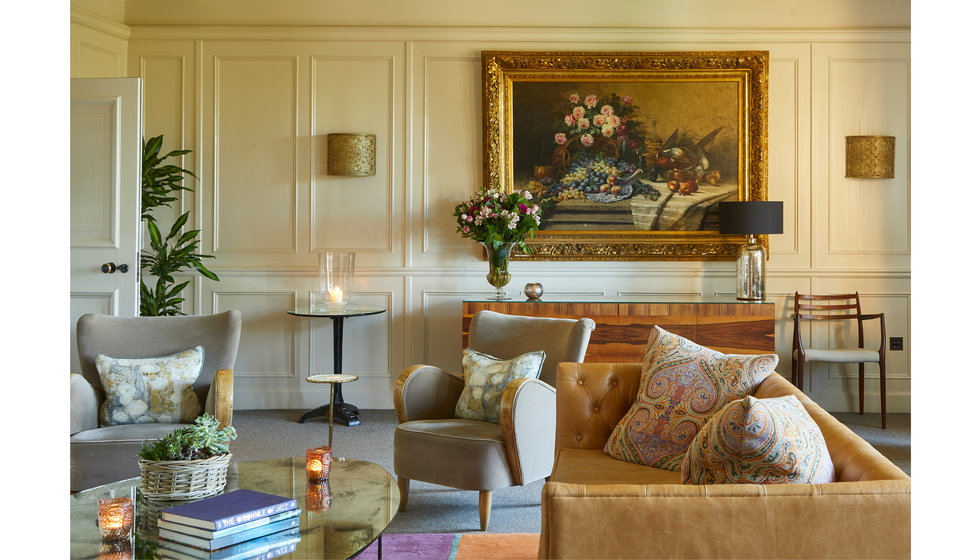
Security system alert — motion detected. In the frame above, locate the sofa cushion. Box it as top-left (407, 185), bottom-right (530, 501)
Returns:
top-left (604, 326), bottom-right (777, 471)
top-left (681, 395), bottom-right (835, 484)
top-left (97, 347), bottom-right (204, 426)
top-left (454, 348), bottom-right (545, 423)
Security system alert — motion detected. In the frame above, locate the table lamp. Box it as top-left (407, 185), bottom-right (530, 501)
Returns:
top-left (718, 201), bottom-right (783, 301)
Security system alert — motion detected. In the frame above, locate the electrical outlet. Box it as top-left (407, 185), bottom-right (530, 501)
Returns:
top-left (889, 337), bottom-right (903, 351)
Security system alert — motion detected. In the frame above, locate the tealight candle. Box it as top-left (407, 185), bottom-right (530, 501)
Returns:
top-left (306, 447), bottom-right (332, 481)
top-left (329, 286), bottom-right (344, 303)
top-left (98, 497), bottom-right (133, 542)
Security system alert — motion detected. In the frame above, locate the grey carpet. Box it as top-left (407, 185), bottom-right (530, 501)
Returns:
top-left (228, 409), bottom-right (910, 534)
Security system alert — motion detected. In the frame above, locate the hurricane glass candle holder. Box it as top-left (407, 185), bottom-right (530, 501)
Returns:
top-left (318, 252), bottom-right (354, 310)
top-left (98, 497), bottom-right (134, 542)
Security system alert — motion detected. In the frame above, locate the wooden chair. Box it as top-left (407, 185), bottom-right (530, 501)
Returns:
top-left (792, 292), bottom-right (887, 429)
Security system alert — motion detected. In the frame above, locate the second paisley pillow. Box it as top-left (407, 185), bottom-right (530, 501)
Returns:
top-left (603, 326), bottom-right (777, 471)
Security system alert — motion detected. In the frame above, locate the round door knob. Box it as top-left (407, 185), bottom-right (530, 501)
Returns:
top-left (101, 262), bottom-right (129, 274)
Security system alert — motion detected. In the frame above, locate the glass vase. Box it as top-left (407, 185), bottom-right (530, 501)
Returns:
top-left (481, 241), bottom-right (516, 300)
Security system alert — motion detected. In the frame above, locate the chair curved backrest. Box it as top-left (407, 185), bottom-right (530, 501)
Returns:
top-left (467, 310), bottom-right (596, 387)
top-left (76, 311), bottom-right (243, 406)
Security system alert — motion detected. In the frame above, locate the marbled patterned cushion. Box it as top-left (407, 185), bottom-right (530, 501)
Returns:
top-left (681, 395), bottom-right (835, 484)
top-left (454, 348), bottom-right (546, 424)
top-left (96, 347), bottom-right (204, 426)
top-left (604, 326), bottom-right (777, 471)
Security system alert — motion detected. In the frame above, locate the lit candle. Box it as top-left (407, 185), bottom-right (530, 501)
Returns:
top-left (306, 481), bottom-right (332, 512)
top-left (306, 448), bottom-right (329, 481)
top-left (98, 498), bottom-right (133, 542)
top-left (328, 286), bottom-right (344, 303)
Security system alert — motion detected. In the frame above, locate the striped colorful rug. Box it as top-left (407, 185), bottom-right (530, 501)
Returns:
top-left (352, 532), bottom-right (539, 560)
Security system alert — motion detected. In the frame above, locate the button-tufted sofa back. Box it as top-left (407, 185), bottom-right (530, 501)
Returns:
top-left (555, 362), bottom-right (643, 450)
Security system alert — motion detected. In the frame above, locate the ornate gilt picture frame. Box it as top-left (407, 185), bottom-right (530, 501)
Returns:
top-left (482, 50), bottom-right (769, 260)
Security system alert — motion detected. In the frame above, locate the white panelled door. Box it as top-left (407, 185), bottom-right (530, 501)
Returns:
top-left (70, 78), bottom-right (142, 373)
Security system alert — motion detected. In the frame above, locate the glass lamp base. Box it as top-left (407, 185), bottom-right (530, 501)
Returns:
top-left (735, 236), bottom-right (767, 301)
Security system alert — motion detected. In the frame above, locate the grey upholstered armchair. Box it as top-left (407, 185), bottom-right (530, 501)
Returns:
top-left (392, 310), bottom-right (595, 530)
top-left (70, 311), bottom-right (242, 492)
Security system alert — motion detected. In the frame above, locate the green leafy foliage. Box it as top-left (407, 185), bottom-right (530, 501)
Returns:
top-left (137, 414), bottom-right (237, 462)
top-left (140, 135), bottom-right (219, 316)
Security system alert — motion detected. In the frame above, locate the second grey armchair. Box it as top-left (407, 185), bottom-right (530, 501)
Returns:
top-left (392, 310), bottom-right (595, 530)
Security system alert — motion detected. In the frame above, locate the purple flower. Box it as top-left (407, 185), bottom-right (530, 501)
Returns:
top-left (519, 203), bottom-right (529, 214)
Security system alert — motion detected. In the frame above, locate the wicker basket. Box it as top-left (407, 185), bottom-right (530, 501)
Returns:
top-left (138, 453), bottom-right (231, 502)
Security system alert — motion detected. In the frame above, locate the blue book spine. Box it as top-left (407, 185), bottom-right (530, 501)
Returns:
top-left (160, 517), bottom-right (300, 551)
top-left (160, 490), bottom-right (298, 530)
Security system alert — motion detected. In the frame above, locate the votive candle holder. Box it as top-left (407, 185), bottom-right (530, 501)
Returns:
top-left (306, 447), bottom-right (332, 481)
top-left (305, 481), bottom-right (332, 512)
top-left (98, 497), bottom-right (134, 542)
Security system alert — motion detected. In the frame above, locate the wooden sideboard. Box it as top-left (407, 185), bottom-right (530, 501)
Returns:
top-left (463, 297), bottom-right (775, 363)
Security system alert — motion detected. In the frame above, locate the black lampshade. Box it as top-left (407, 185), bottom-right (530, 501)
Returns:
top-left (718, 201), bottom-right (783, 235)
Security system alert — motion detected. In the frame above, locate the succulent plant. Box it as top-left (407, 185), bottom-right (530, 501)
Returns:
top-left (137, 413), bottom-right (237, 462)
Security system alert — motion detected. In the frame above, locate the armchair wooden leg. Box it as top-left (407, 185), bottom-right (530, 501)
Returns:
top-left (859, 363), bottom-right (865, 416)
top-left (880, 364), bottom-right (887, 430)
top-left (397, 477), bottom-right (409, 512)
top-left (479, 490), bottom-right (492, 531)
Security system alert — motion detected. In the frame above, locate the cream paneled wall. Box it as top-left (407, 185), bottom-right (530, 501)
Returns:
top-left (70, 20), bottom-right (911, 413)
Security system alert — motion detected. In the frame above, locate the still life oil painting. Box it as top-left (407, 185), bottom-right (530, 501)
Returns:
top-left (482, 50), bottom-right (769, 260)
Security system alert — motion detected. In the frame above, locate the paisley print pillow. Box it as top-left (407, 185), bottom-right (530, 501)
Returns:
top-left (454, 348), bottom-right (545, 424)
top-left (96, 347), bottom-right (204, 426)
top-left (603, 326), bottom-right (777, 471)
top-left (681, 395), bottom-right (835, 484)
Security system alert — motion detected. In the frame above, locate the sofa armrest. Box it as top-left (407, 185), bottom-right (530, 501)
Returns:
top-left (70, 373), bottom-right (99, 435)
top-left (499, 377), bottom-right (556, 485)
top-left (539, 479), bottom-right (911, 559)
top-left (393, 365), bottom-right (464, 423)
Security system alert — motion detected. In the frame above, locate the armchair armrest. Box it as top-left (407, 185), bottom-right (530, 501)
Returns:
top-left (393, 365), bottom-right (464, 423)
top-left (214, 369), bottom-right (234, 428)
top-left (499, 377), bottom-right (556, 485)
top-left (70, 373), bottom-right (99, 435)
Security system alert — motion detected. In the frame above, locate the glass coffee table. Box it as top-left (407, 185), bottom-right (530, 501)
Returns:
top-left (70, 457), bottom-right (399, 559)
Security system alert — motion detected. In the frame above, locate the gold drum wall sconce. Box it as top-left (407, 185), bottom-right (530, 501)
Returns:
top-left (326, 133), bottom-right (376, 176)
top-left (845, 135), bottom-right (895, 178)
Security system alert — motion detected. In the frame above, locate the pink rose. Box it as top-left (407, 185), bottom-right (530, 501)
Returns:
top-left (569, 93), bottom-right (581, 103)
top-left (554, 132), bottom-right (567, 145)
top-left (601, 105), bottom-right (614, 117)
top-left (572, 106), bottom-right (586, 119)
top-left (577, 117), bottom-right (590, 129)
top-left (585, 95), bottom-right (598, 108)
top-left (564, 114), bottom-right (575, 126)
top-left (622, 96), bottom-right (633, 105)
top-left (616, 125), bottom-right (628, 137)
top-left (581, 134), bottom-right (594, 147)
top-left (593, 114), bottom-right (605, 127)
top-left (607, 115), bottom-right (620, 127)
top-left (601, 123), bottom-right (615, 137)
top-left (463, 225), bottom-right (470, 233)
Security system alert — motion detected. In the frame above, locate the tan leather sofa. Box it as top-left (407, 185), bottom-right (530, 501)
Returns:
top-left (539, 362), bottom-right (911, 559)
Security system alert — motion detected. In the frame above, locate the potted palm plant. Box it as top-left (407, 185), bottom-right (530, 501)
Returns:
top-left (140, 135), bottom-right (219, 316)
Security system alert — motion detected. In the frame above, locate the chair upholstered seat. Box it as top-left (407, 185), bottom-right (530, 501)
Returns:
top-left (794, 347), bottom-right (880, 363)
top-left (394, 419), bottom-right (512, 491)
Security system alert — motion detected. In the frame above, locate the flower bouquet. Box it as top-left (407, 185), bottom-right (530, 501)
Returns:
top-left (452, 187), bottom-right (542, 300)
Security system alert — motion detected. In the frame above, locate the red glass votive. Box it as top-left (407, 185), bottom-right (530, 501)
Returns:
top-left (98, 497), bottom-right (134, 542)
top-left (305, 481), bottom-right (332, 512)
top-left (98, 539), bottom-right (132, 560)
top-left (306, 447), bottom-right (332, 481)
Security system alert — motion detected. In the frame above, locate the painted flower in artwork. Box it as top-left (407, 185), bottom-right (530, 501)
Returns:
top-left (552, 92), bottom-right (642, 149)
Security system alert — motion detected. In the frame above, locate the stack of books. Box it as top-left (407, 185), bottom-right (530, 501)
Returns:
top-left (155, 489), bottom-right (302, 560)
